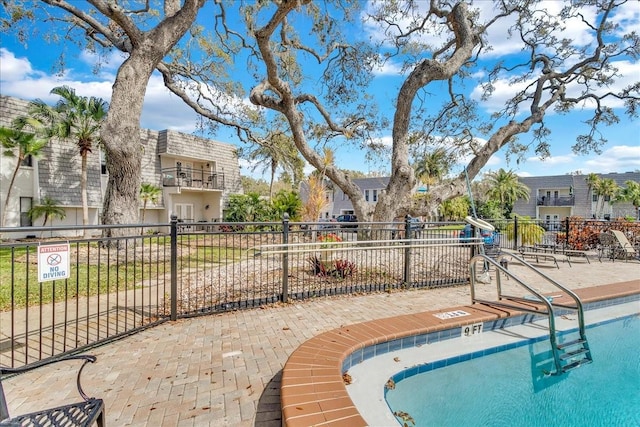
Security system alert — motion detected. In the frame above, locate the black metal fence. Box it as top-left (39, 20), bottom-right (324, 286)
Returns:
top-left (489, 217), bottom-right (640, 251)
top-left (1, 216), bottom-right (637, 368)
top-left (0, 217), bottom-right (475, 367)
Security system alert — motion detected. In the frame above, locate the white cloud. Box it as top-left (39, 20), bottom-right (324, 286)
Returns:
top-left (0, 47), bottom-right (205, 133)
top-left (582, 145), bottom-right (640, 174)
top-left (0, 48), bottom-right (36, 80)
top-left (140, 74), bottom-right (200, 133)
top-left (526, 153), bottom-right (578, 166)
top-left (371, 59), bottom-right (403, 77)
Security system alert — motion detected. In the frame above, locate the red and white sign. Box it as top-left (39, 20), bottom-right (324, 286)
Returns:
top-left (38, 243), bottom-right (70, 282)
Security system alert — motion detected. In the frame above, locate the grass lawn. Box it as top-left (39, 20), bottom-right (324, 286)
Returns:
top-left (0, 238), bottom-right (244, 311)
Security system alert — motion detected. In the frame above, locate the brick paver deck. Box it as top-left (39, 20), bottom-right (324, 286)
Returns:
top-left (2, 258), bottom-right (639, 426)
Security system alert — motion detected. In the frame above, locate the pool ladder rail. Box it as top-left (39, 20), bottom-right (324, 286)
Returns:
top-left (469, 253), bottom-right (593, 375)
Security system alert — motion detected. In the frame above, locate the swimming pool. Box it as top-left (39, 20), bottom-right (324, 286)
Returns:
top-left (345, 300), bottom-right (639, 426)
top-left (386, 314), bottom-right (639, 426)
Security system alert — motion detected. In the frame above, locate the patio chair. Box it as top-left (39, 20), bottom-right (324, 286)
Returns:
top-left (597, 231), bottom-right (617, 261)
top-left (610, 230), bottom-right (640, 262)
top-left (0, 355), bottom-right (104, 426)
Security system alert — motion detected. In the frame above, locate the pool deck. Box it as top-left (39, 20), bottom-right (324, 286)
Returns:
top-left (2, 258), bottom-right (639, 426)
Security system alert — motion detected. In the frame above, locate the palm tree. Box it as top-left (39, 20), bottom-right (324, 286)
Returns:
top-left (140, 183), bottom-right (162, 227)
top-left (617, 180), bottom-right (640, 218)
top-left (249, 132), bottom-right (304, 198)
top-left (0, 126), bottom-right (48, 227)
top-left (485, 169), bottom-right (530, 217)
top-left (24, 86), bottom-right (108, 237)
top-left (413, 148), bottom-right (450, 188)
top-left (28, 196), bottom-right (66, 237)
top-left (594, 178), bottom-right (619, 218)
top-left (271, 189), bottom-right (302, 220)
top-left (585, 173), bottom-right (601, 218)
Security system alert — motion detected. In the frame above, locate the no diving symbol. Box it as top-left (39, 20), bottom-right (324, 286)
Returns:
top-left (47, 254), bottom-right (62, 266)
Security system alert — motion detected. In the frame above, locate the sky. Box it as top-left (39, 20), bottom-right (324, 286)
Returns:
top-left (0, 1), bottom-right (639, 182)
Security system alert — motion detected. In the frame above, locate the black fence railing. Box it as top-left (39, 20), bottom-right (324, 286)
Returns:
top-left (1, 216), bottom-right (638, 368)
top-left (0, 217), bottom-right (474, 367)
top-left (486, 217), bottom-right (640, 251)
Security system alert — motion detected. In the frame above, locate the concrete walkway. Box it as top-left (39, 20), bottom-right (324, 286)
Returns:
top-left (2, 257), bottom-right (639, 426)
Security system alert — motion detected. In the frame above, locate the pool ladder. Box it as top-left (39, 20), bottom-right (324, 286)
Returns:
top-left (469, 253), bottom-right (593, 375)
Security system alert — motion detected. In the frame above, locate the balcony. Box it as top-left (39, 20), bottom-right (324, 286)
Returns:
top-left (162, 167), bottom-right (225, 190)
top-left (537, 195), bottom-right (574, 206)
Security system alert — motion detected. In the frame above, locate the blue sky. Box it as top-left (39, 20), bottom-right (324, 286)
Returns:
top-left (0, 1), bottom-right (639, 181)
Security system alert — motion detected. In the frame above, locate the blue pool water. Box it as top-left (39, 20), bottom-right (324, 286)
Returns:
top-left (385, 315), bottom-right (640, 427)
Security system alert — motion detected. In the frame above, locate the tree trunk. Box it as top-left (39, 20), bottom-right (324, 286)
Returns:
top-left (98, 0), bottom-right (205, 240)
top-left (101, 54), bottom-right (150, 238)
top-left (1, 160), bottom-right (22, 228)
top-left (81, 153), bottom-right (90, 238)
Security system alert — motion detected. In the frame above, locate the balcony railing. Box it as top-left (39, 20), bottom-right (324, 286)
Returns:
top-left (162, 167), bottom-right (225, 190)
top-left (537, 195), bottom-right (575, 206)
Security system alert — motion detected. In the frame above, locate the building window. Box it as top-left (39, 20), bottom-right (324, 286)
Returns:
top-left (365, 190), bottom-right (370, 202)
top-left (21, 155), bottom-right (33, 167)
top-left (592, 194), bottom-right (598, 202)
top-left (100, 150), bottom-right (107, 174)
top-left (373, 189), bottom-right (378, 202)
top-left (20, 197), bottom-right (32, 227)
top-left (174, 203), bottom-right (193, 221)
top-left (553, 191), bottom-right (558, 199)
top-left (604, 195), bottom-right (611, 202)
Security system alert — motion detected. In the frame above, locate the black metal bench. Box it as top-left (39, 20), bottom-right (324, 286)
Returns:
top-left (0, 355), bottom-right (104, 427)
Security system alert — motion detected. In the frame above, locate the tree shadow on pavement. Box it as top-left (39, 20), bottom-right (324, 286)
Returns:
top-left (254, 370), bottom-right (282, 427)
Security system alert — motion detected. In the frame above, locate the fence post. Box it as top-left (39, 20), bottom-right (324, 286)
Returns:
top-left (513, 216), bottom-right (519, 250)
top-left (403, 215), bottom-right (411, 286)
top-left (170, 215), bottom-right (178, 321)
top-left (282, 213), bottom-right (289, 303)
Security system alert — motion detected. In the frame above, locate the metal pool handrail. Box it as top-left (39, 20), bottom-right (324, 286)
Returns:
top-left (469, 253), bottom-right (589, 375)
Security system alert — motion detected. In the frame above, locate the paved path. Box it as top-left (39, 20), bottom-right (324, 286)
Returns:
top-left (3, 257), bottom-right (639, 426)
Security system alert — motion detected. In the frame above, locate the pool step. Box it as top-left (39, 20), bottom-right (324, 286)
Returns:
top-left (559, 347), bottom-right (589, 360)
top-left (556, 338), bottom-right (586, 350)
top-left (556, 336), bottom-right (592, 373)
top-left (562, 357), bottom-right (593, 372)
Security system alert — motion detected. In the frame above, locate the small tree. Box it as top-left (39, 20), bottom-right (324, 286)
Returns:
top-left (617, 180), bottom-right (640, 219)
top-left (594, 178), bottom-right (619, 218)
top-left (140, 183), bottom-right (162, 233)
top-left (28, 196), bottom-right (66, 237)
top-left (224, 193), bottom-right (271, 223)
top-left (271, 190), bottom-right (302, 221)
top-left (505, 216), bottom-right (545, 247)
top-left (439, 196), bottom-right (469, 221)
top-left (0, 126), bottom-right (48, 227)
top-left (302, 175), bottom-right (328, 223)
top-left (484, 169), bottom-right (530, 218)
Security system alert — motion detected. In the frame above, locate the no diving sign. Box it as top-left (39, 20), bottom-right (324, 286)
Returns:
top-left (38, 243), bottom-right (70, 282)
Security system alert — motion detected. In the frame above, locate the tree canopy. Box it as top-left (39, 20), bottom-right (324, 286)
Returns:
top-left (2, 0), bottom-right (638, 226)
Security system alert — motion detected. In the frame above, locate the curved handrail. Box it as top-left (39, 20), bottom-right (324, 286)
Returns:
top-left (497, 252), bottom-right (587, 337)
top-left (469, 254), bottom-right (565, 373)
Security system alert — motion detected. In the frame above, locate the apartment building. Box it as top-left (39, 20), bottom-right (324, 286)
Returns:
top-left (0, 95), bottom-right (242, 237)
top-left (512, 172), bottom-right (640, 227)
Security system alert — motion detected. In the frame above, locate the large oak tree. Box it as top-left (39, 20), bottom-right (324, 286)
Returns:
top-left (3, 0), bottom-right (638, 228)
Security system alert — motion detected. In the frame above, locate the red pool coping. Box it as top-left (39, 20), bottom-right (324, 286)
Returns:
top-left (280, 280), bottom-right (640, 426)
